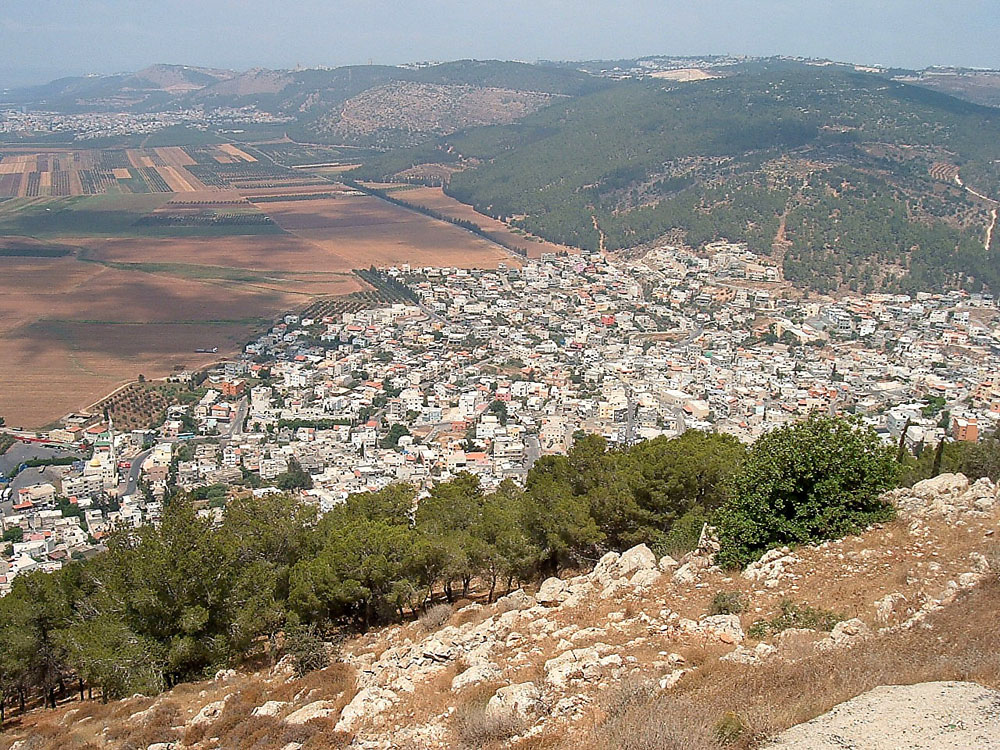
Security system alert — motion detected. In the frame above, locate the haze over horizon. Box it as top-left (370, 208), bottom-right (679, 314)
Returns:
top-left (3, 0), bottom-right (1000, 87)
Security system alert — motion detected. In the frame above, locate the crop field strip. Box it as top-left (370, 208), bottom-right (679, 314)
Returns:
top-left (0, 143), bottom-right (296, 197)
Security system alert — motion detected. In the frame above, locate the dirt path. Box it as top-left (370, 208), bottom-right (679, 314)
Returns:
top-left (955, 173), bottom-right (999, 251)
top-left (591, 214), bottom-right (607, 254)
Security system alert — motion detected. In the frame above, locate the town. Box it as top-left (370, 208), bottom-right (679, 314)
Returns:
top-left (2, 241), bottom-right (998, 594)
top-left (0, 105), bottom-right (292, 141)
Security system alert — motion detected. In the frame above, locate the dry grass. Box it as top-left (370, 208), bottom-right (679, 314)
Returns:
top-left (450, 681), bottom-right (524, 750)
top-left (419, 603), bottom-right (454, 632)
top-left (105, 702), bottom-right (182, 750)
top-left (573, 577), bottom-right (1000, 750)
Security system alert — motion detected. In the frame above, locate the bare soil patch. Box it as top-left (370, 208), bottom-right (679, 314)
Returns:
top-left (261, 193), bottom-right (513, 268)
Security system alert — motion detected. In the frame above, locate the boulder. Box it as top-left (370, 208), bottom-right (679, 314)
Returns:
top-left (700, 614), bottom-right (744, 643)
top-left (874, 592), bottom-right (908, 625)
top-left (251, 701), bottom-right (288, 718)
top-left (333, 687), bottom-right (397, 732)
top-left (536, 577), bottom-right (568, 605)
top-left (486, 682), bottom-right (542, 720)
top-left (421, 638), bottom-right (455, 663)
top-left (495, 589), bottom-right (535, 612)
top-left (592, 551), bottom-right (622, 584)
top-left (617, 544), bottom-right (658, 577)
top-left (818, 618), bottom-right (870, 650)
top-left (721, 642), bottom-right (776, 665)
top-left (658, 555), bottom-right (678, 571)
top-left (629, 568), bottom-right (661, 590)
top-left (285, 700), bottom-right (340, 726)
top-left (672, 562), bottom-right (699, 584)
top-left (743, 547), bottom-right (796, 583)
top-left (544, 647), bottom-right (602, 689)
top-left (451, 663), bottom-right (501, 691)
top-left (911, 473), bottom-right (969, 498)
top-left (190, 697), bottom-right (228, 726)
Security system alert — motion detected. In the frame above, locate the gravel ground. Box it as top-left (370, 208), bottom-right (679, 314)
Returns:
top-left (766, 681), bottom-right (1000, 749)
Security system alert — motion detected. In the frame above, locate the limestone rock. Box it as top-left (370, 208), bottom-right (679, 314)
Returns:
top-left (658, 669), bottom-right (687, 689)
top-left (658, 554), bottom-right (678, 571)
top-left (617, 544), bottom-right (658, 577)
top-left (333, 687), bottom-right (397, 732)
top-left (592, 551), bottom-right (621, 585)
top-left (544, 647), bottom-right (602, 689)
top-left (285, 700), bottom-right (340, 726)
top-left (743, 547), bottom-right (796, 583)
top-left (874, 592), bottom-right (908, 625)
top-left (251, 701), bottom-right (288, 718)
top-left (451, 663), bottom-right (501, 692)
top-left (486, 682), bottom-right (542, 720)
top-left (831, 618), bottom-right (869, 641)
top-left (495, 589), bottom-right (535, 612)
top-left (190, 697), bottom-right (228, 726)
top-left (699, 614), bottom-right (745, 643)
top-left (629, 567), bottom-right (661, 590)
top-left (536, 577), bottom-right (568, 605)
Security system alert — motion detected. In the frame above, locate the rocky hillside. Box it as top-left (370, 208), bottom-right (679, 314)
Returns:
top-left (2, 473), bottom-right (998, 750)
top-left (311, 82), bottom-right (557, 148)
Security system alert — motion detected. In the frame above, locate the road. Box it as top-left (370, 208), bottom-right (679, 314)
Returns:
top-left (117, 397), bottom-right (246, 497)
top-left (123, 449), bottom-right (152, 497)
top-left (0, 441), bottom-right (85, 516)
top-left (524, 436), bottom-right (542, 472)
top-left (225, 398), bottom-right (249, 440)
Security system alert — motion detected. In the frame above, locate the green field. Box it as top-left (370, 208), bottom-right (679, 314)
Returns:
top-left (0, 195), bottom-right (286, 238)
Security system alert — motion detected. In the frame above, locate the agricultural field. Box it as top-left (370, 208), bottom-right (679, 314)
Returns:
top-left (251, 187), bottom-right (515, 268)
top-left (0, 144), bottom-right (335, 198)
top-left (376, 183), bottom-right (576, 258)
top-left (0, 157), bottom-right (517, 427)
top-left (246, 142), bottom-right (376, 168)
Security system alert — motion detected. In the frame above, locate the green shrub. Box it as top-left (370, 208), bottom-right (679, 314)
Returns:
top-left (716, 415), bottom-right (898, 569)
top-left (747, 600), bottom-right (842, 639)
top-left (284, 626), bottom-right (331, 677)
top-left (708, 591), bottom-right (746, 616)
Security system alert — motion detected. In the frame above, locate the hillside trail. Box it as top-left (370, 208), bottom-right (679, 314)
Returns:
top-left (955, 173), bottom-right (999, 251)
top-left (591, 214), bottom-right (607, 253)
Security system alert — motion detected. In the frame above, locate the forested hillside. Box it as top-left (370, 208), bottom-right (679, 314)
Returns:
top-left (357, 62), bottom-right (1000, 293)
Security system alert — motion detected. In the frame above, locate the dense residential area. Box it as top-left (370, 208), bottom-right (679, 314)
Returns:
top-left (2, 240), bottom-right (998, 591)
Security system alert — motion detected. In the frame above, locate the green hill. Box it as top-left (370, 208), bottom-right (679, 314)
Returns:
top-left (357, 61), bottom-right (1000, 293)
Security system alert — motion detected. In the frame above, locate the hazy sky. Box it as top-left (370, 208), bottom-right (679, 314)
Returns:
top-left (2, 0), bottom-right (998, 86)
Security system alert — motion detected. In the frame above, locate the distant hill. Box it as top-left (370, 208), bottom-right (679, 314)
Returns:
top-left (11, 59), bottom-right (607, 147)
top-left (355, 61), bottom-right (1000, 293)
top-left (894, 68), bottom-right (1000, 108)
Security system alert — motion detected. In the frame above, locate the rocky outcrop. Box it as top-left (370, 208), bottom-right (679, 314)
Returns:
top-left (333, 688), bottom-right (397, 732)
top-left (889, 474), bottom-right (998, 519)
top-left (486, 682), bottom-right (542, 720)
top-left (743, 547), bottom-right (797, 587)
top-left (284, 699), bottom-right (341, 725)
top-left (190, 696), bottom-right (228, 726)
